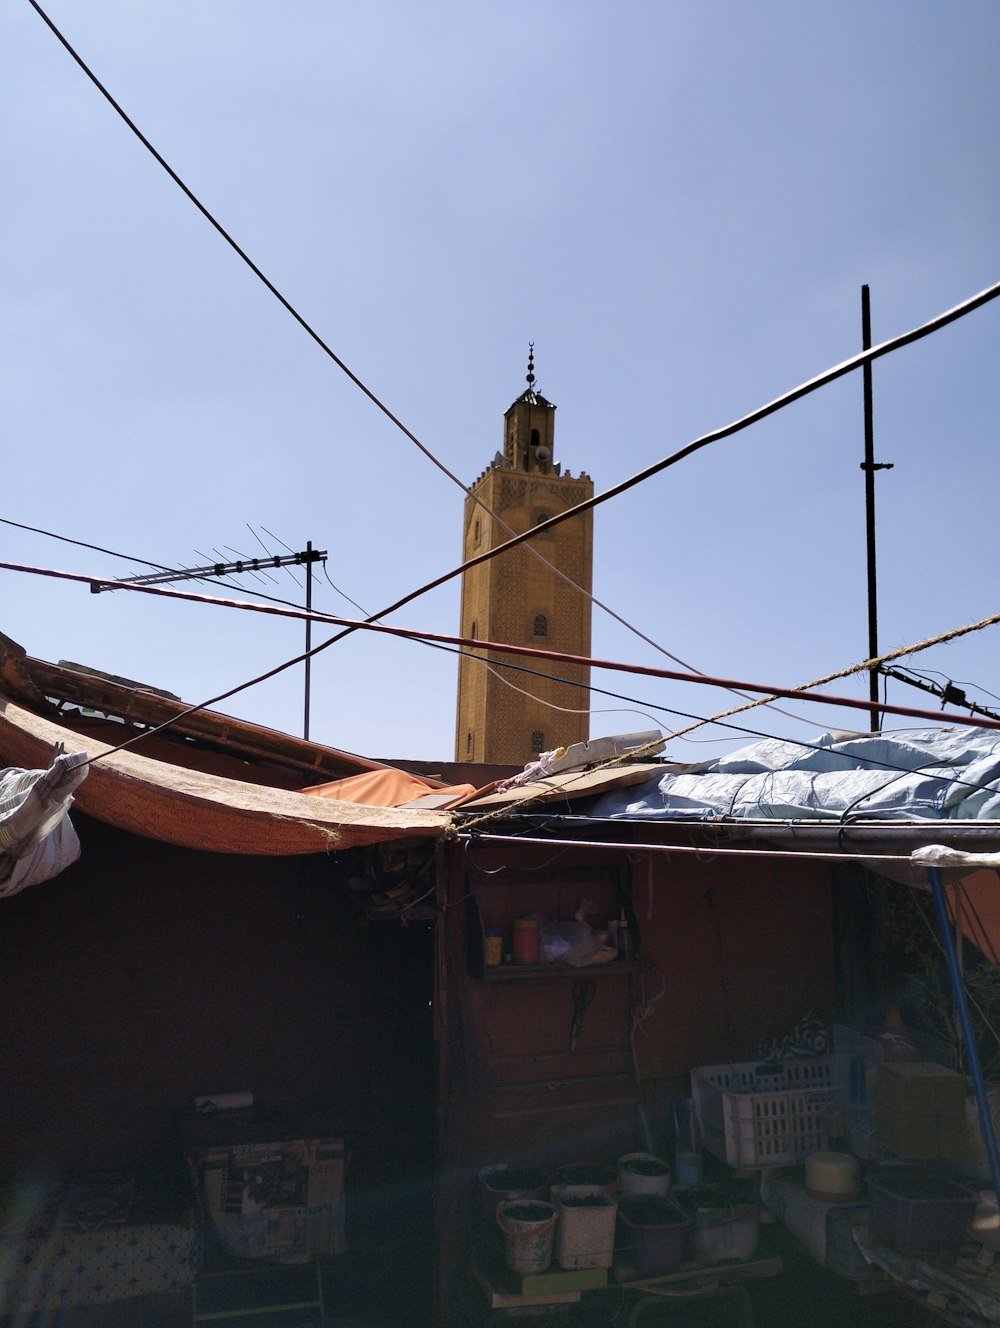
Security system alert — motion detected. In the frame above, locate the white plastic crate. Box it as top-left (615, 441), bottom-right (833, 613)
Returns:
top-left (691, 1055), bottom-right (850, 1169)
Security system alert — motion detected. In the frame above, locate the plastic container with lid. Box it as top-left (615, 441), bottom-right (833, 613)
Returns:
top-left (512, 918), bottom-right (539, 965)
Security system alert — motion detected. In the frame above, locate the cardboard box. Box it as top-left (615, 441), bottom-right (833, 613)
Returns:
top-left (874, 1062), bottom-right (968, 1159)
top-left (874, 1105), bottom-right (968, 1159)
top-left (184, 1109), bottom-right (346, 1263)
top-left (875, 1062), bottom-right (967, 1116)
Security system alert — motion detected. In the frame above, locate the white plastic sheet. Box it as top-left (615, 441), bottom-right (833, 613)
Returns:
top-left (0, 748), bottom-right (89, 897)
top-left (588, 728), bottom-right (1000, 824)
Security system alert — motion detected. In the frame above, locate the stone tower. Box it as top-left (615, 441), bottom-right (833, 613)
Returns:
top-left (455, 350), bottom-right (594, 764)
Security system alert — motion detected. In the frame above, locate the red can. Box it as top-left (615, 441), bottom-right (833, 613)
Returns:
top-left (512, 918), bottom-right (539, 965)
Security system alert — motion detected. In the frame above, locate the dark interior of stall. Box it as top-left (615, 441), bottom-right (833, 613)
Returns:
top-left (2, 814), bottom-right (991, 1327)
top-left (0, 815), bottom-right (439, 1326)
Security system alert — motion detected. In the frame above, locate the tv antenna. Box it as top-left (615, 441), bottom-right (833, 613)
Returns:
top-left (91, 542), bottom-right (327, 739)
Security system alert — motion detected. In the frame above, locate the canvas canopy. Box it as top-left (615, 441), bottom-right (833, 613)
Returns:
top-left (0, 697), bottom-right (451, 857)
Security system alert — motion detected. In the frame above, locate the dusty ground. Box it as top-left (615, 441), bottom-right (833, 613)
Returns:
top-left (1, 1223), bottom-right (932, 1327)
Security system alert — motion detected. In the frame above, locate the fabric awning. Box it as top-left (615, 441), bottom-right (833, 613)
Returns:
top-left (0, 697), bottom-right (451, 856)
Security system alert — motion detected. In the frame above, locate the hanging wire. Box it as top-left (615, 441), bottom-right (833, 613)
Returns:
top-left (10, 558), bottom-right (1000, 809)
top-left (25, 1), bottom-right (1000, 732)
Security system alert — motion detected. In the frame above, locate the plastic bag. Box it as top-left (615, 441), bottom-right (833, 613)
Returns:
top-left (535, 899), bottom-right (600, 966)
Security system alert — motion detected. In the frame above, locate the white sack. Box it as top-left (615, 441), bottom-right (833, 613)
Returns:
top-left (0, 748), bottom-right (89, 897)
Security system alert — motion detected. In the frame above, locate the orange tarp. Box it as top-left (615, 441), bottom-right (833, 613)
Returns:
top-left (302, 768), bottom-right (476, 809)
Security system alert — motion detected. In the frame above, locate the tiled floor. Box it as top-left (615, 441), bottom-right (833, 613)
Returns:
top-left (0, 1224), bottom-right (937, 1327)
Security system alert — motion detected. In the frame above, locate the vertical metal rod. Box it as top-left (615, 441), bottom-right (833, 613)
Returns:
top-left (862, 285), bottom-right (880, 733)
top-left (928, 866), bottom-right (1000, 1202)
top-left (304, 539), bottom-right (312, 740)
top-left (860, 286), bottom-right (876, 738)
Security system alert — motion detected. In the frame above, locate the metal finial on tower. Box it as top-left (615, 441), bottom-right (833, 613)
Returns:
top-left (526, 343), bottom-right (535, 390)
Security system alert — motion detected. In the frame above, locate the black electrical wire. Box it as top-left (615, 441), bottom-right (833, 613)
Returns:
top-left (13, 517), bottom-right (998, 796)
top-left (0, 514), bottom-right (321, 617)
top-left (15, 509), bottom-right (998, 802)
top-left (12, 531), bottom-right (1000, 801)
top-left (24, 0), bottom-right (468, 496)
top-left (0, 515), bottom-right (170, 571)
top-left (25, 1), bottom-right (1000, 726)
top-left (261, 263), bottom-right (1000, 684)
top-left (23, 0), bottom-right (748, 718)
top-left (19, 5), bottom-right (1000, 778)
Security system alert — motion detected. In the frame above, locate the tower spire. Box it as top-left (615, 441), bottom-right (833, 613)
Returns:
top-left (526, 343), bottom-right (535, 392)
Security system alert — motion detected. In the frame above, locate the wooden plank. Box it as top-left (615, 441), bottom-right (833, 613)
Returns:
top-left (0, 631), bottom-right (47, 709)
top-left (20, 655), bottom-right (392, 782)
top-left (462, 762), bottom-right (664, 808)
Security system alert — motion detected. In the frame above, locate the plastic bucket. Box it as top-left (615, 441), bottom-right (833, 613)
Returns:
top-left (552, 1186), bottom-right (617, 1270)
top-left (497, 1199), bottom-right (559, 1274)
top-left (478, 1165), bottom-right (549, 1226)
top-left (551, 1162), bottom-right (619, 1196)
top-left (616, 1196), bottom-right (690, 1276)
top-left (618, 1151), bottom-right (671, 1197)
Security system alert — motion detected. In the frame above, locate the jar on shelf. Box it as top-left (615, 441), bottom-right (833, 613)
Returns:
top-left (483, 929), bottom-right (503, 967)
top-left (512, 918), bottom-right (539, 965)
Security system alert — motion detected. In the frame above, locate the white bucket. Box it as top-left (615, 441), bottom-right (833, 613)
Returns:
top-left (496, 1199), bottom-right (559, 1275)
top-left (618, 1151), bottom-right (671, 1197)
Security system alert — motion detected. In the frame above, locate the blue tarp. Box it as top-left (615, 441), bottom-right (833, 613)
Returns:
top-left (587, 728), bottom-right (1000, 823)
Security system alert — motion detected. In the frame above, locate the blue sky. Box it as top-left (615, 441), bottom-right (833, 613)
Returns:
top-left (2, 1), bottom-right (998, 763)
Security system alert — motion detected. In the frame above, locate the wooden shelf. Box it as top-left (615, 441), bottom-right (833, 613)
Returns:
top-left (463, 860), bottom-right (639, 981)
top-left (477, 959), bottom-right (643, 982)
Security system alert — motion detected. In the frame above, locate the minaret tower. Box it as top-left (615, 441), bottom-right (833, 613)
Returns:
top-left (455, 349), bottom-right (594, 764)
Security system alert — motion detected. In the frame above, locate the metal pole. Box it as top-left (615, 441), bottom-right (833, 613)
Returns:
top-left (862, 285), bottom-right (880, 733)
top-left (927, 866), bottom-right (1000, 1202)
top-left (304, 539), bottom-right (312, 740)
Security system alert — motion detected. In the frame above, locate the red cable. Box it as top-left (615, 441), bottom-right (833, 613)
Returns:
top-left (5, 558), bottom-right (1000, 735)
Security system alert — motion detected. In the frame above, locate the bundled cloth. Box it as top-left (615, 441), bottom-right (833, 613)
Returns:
top-left (757, 1013), bottom-right (830, 1060)
top-left (0, 746), bottom-right (89, 897)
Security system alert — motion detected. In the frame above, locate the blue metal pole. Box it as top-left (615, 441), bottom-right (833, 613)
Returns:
top-left (927, 866), bottom-right (1000, 1198)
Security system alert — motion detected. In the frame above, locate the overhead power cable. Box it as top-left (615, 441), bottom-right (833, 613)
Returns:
top-left (22, 4), bottom-right (1000, 760)
top-left (0, 514), bottom-right (317, 616)
top-left (428, 652), bottom-right (1000, 804)
top-left (36, 0), bottom-right (996, 732)
top-left (9, 553), bottom-right (1000, 808)
top-left (16, 512), bottom-right (986, 781)
top-left (27, 0), bottom-right (744, 719)
top-left (253, 283), bottom-right (1000, 675)
top-left (5, 559), bottom-right (1000, 749)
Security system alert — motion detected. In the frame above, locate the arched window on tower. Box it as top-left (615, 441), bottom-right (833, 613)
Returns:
top-left (533, 614), bottom-right (548, 638)
top-left (470, 621), bottom-right (478, 639)
top-left (530, 428), bottom-right (540, 448)
top-left (466, 731), bottom-right (474, 759)
top-left (531, 730), bottom-right (545, 753)
top-left (473, 519), bottom-right (481, 547)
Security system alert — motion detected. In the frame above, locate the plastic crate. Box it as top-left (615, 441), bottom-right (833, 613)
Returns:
top-left (691, 1056), bottom-right (850, 1169)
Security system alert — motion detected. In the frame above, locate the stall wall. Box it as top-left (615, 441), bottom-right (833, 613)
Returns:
top-left (437, 832), bottom-right (837, 1192)
top-left (0, 814), bottom-right (377, 1176)
top-left (631, 846), bottom-right (837, 1086)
